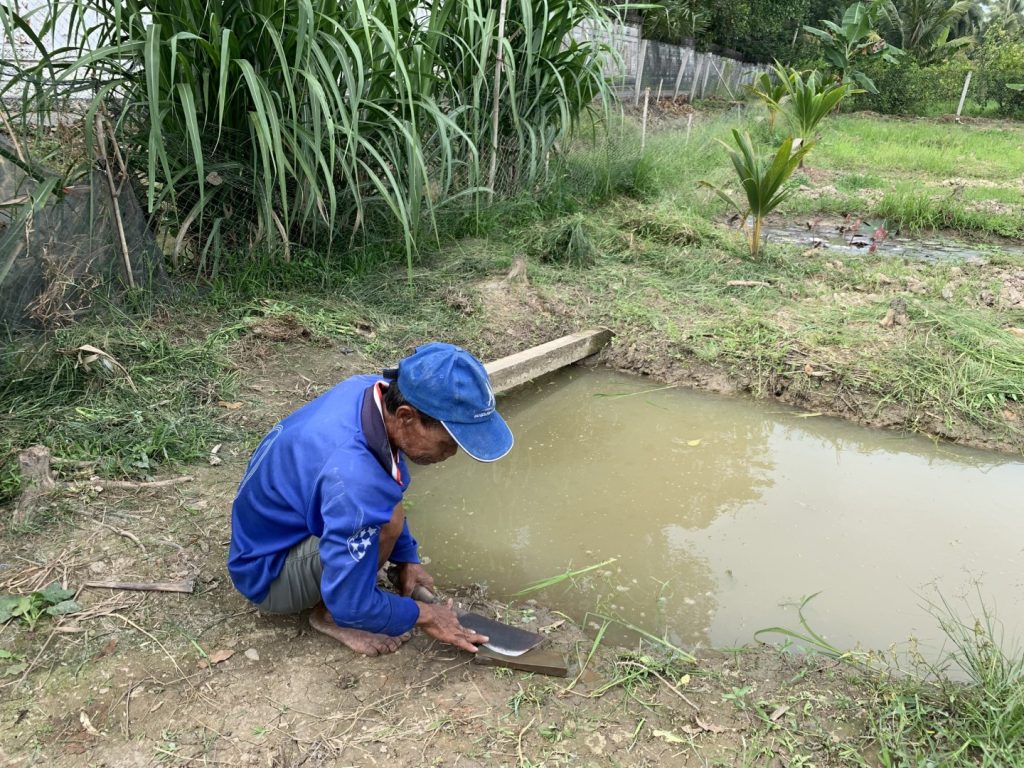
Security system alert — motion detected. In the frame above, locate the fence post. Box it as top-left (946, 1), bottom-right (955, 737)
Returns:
top-left (700, 53), bottom-right (713, 99)
top-left (956, 71), bottom-right (973, 117)
top-left (673, 50), bottom-right (692, 99)
top-left (689, 53), bottom-right (703, 102)
top-left (641, 88), bottom-right (650, 152)
top-left (634, 38), bottom-right (648, 106)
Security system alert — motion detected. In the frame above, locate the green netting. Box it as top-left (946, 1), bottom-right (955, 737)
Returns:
top-left (0, 135), bottom-right (164, 329)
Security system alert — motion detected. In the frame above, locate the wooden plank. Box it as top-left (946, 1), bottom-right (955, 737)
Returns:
top-left (485, 329), bottom-right (613, 394)
top-left (83, 580), bottom-right (195, 594)
top-left (473, 646), bottom-right (569, 677)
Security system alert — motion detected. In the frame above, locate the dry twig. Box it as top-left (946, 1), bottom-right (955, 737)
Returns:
top-left (95, 521), bottom-right (147, 554)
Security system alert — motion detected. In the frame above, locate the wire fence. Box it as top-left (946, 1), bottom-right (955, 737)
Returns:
top-left (576, 21), bottom-right (767, 105)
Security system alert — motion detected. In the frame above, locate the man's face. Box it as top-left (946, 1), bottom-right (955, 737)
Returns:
top-left (393, 406), bottom-right (458, 465)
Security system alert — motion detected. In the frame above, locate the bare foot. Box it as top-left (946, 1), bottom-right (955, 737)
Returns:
top-left (309, 603), bottom-right (411, 656)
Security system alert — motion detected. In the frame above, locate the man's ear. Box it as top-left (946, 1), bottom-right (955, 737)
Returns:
top-left (394, 404), bottom-right (419, 425)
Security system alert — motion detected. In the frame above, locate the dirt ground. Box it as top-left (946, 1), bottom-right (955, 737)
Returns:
top-left (1, 333), bottom-right (880, 768)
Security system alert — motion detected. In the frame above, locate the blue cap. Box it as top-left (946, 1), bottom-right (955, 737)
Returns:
top-left (394, 343), bottom-right (513, 463)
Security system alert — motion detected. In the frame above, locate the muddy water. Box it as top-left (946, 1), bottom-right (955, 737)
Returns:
top-left (760, 221), bottom-right (1024, 263)
top-left (409, 368), bottom-right (1024, 655)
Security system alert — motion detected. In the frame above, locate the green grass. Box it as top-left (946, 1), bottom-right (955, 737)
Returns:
top-left (835, 171), bottom-right (885, 192)
top-left (812, 115), bottom-right (1024, 182)
top-left (541, 203), bottom-right (1024, 448)
top-left (3, 109), bottom-right (1023, 513)
top-left (0, 311), bottom-right (240, 505)
top-left (876, 189), bottom-right (1024, 238)
top-left (628, 110), bottom-right (1024, 242)
top-left (4, 0), bottom-right (618, 275)
top-left (754, 591), bottom-right (1024, 766)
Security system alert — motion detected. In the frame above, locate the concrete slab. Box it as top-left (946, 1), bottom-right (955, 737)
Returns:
top-left (485, 329), bottom-right (613, 394)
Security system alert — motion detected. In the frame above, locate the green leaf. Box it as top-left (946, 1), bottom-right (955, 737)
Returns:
top-left (12, 596), bottom-right (35, 618)
top-left (0, 595), bottom-right (19, 623)
top-left (45, 600), bottom-right (82, 617)
top-left (40, 582), bottom-right (76, 605)
top-left (3, 662), bottom-right (28, 676)
top-left (852, 71), bottom-right (878, 94)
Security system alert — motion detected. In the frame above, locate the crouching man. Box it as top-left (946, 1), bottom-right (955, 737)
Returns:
top-left (228, 343), bottom-right (513, 656)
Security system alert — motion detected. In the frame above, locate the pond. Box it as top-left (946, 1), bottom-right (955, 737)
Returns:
top-left (410, 368), bottom-right (1024, 657)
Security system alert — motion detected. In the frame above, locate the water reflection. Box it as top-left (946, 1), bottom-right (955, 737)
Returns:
top-left (409, 368), bottom-right (1024, 657)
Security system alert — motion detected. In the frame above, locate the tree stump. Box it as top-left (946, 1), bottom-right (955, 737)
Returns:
top-left (14, 445), bottom-right (56, 526)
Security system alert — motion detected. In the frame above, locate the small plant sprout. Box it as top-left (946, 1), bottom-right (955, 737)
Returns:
top-left (722, 685), bottom-right (754, 709)
top-left (701, 130), bottom-right (813, 260)
top-left (0, 582), bottom-right (81, 631)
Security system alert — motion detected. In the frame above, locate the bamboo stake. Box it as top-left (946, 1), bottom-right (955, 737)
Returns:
top-left (487, 0), bottom-right (510, 202)
top-left (641, 88), bottom-right (650, 152)
top-left (690, 54), bottom-right (703, 102)
top-left (95, 114), bottom-right (135, 288)
top-left (634, 38), bottom-right (648, 106)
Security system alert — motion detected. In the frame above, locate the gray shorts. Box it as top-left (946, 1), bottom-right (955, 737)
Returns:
top-left (258, 536), bottom-right (324, 614)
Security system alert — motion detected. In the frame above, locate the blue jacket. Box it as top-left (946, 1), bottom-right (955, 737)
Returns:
top-left (228, 375), bottom-right (421, 636)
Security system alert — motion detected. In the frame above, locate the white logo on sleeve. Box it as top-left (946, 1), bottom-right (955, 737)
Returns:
top-left (348, 525), bottom-right (380, 562)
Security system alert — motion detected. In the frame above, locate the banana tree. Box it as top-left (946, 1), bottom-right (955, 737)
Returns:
top-left (803, 0), bottom-right (902, 93)
top-left (702, 131), bottom-right (814, 260)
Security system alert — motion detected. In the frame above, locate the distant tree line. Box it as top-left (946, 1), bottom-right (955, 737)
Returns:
top-left (631, 0), bottom-right (1024, 116)
top-left (634, 0), bottom-right (1023, 65)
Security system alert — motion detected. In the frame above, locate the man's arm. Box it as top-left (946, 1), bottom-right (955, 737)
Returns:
top-left (318, 491), bottom-right (420, 636)
top-left (389, 518), bottom-right (420, 563)
top-left (379, 503), bottom-right (418, 565)
top-left (380, 503), bottom-right (435, 599)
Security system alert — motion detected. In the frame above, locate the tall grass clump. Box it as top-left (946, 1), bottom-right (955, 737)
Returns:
top-left (1, 0), bottom-right (619, 275)
top-left (869, 600), bottom-right (1024, 767)
top-left (760, 593), bottom-right (1024, 766)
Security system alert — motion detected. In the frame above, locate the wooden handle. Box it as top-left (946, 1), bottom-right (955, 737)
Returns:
top-left (385, 566), bottom-right (438, 603)
top-left (411, 585), bottom-right (437, 603)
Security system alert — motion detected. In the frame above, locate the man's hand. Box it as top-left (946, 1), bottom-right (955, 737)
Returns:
top-left (395, 562), bottom-right (435, 599)
top-left (416, 600), bottom-right (488, 653)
